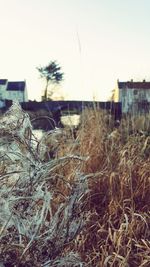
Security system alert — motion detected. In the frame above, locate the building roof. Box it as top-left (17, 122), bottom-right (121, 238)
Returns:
top-left (7, 81), bottom-right (26, 91)
top-left (118, 81), bottom-right (150, 89)
top-left (0, 79), bottom-right (7, 85)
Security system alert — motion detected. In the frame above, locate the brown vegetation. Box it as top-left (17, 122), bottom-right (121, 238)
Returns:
top-left (0, 104), bottom-right (150, 266)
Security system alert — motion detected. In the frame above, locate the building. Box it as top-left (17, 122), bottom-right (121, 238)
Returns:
top-left (114, 79), bottom-right (150, 114)
top-left (0, 79), bottom-right (28, 104)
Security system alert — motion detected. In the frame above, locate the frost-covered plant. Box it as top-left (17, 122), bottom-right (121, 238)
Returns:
top-left (0, 102), bottom-right (87, 266)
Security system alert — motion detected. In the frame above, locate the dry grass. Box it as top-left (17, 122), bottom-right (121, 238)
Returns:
top-left (70, 108), bottom-right (150, 267)
top-left (0, 103), bottom-right (150, 266)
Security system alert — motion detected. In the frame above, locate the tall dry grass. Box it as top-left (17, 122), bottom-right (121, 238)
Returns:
top-left (71, 108), bottom-right (150, 267)
top-left (56, 107), bottom-right (150, 266)
top-left (0, 103), bottom-right (150, 266)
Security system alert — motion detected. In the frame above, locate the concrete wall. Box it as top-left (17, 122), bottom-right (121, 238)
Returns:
top-left (21, 100), bottom-right (122, 120)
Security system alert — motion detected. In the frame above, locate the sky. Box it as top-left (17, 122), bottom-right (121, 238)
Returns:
top-left (1, 0), bottom-right (150, 101)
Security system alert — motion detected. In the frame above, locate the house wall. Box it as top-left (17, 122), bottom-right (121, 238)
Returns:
top-left (0, 79), bottom-right (28, 102)
top-left (24, 86), bottom-right (28, 102)
top-left (120, 87), bottom-right (150, 114)
top-left (114, 84), bottom-right (119, 102)
top-left (0, 100), bottom-right (5, 108)
top-left (6, 91), bottom-right (25, 102)
top-left (0, 83), bottom-right (7, 100)
top-left (0, 83), bottom-right (28, 102)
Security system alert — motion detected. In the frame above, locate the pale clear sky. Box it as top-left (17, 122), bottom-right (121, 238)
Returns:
top-left (0, 0), bottom-right (150, 101)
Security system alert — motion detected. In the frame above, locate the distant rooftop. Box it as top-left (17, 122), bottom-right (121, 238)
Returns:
top-left (118, 80), bottom-right (150, 89)
top-left (7, 81), bottom-right (26, 91)
top-left (0, 79), bottom-right (7, 85)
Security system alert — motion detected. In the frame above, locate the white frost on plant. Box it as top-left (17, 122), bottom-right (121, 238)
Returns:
top-left (0, 101), bottom-right (32, 140)
top-left (0, 103), bottom-right (87, 266)
top-left (0, 196), bottom-right (12, 228)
